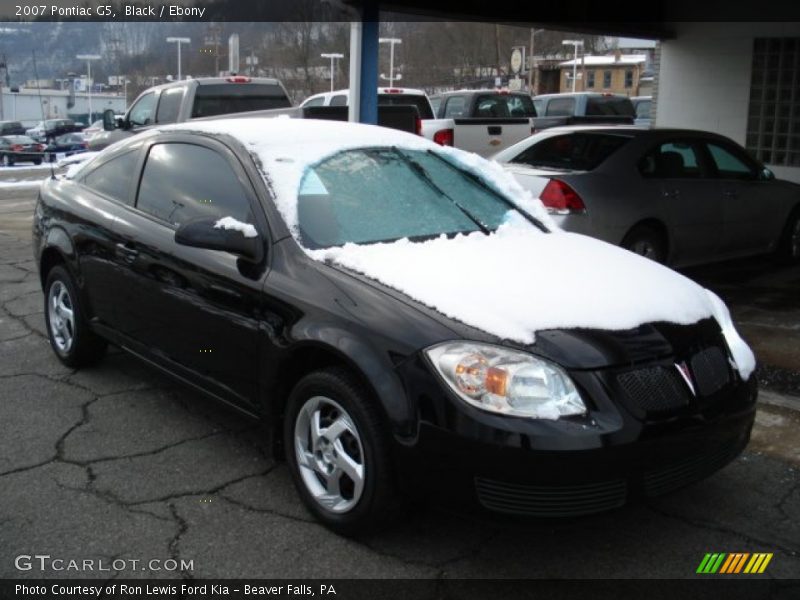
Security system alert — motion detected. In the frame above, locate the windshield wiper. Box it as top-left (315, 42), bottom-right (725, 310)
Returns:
top-left (394, 148), bottom-right (491, 235)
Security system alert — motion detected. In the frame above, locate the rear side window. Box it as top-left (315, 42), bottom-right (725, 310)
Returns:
top-left (509, 133), bottom-right (633, 171)
top-left (586, 97), bottom-right (636, 117)
top-left (639, 141), bottom-right (705, 178)
top-left (443, 96), bottom-right (466, 118)
top-left (156, 87), bottom-right (184, 123)
top-left (191, 83), bottom-right (291, 118)
top-left (378, 94), bottom-right (434, 119)
top-left (329, 95), bottom-right (348, 106)
top-left (136, 143), bottom-right (254, 227)
top-left (545, 97), bottom-right (575, 117)
top-left (635, 100), bottom-right (651, 119)
top-left (82, 150), bottom-right (140, 205)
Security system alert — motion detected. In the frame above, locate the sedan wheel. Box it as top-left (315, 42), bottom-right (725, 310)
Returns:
top-left (284, 368), bottom-right (398, 535)
top-left (293, 395), bottom-right (365, 513)
top-left (622, 225), bottom-right (667, 264)
top-left (44, 265), bottom-right (107, 367)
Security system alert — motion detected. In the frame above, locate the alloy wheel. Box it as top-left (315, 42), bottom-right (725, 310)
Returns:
top-left (48, 280), bottom-right (75, 353)
top-left (293, 395), bottom-right (365, 514)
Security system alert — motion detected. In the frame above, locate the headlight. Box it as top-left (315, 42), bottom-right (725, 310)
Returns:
top-left (424, 341), bottom-right (586, 420)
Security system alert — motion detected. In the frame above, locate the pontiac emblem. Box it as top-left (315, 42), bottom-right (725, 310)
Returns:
top-left (675, 361), bottom-right (696, 396)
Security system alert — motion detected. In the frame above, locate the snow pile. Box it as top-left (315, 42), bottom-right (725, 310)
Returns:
top-left (310, 222), bottom-right (755, 380)
top-left (214, 216), bottom-right (258, 238)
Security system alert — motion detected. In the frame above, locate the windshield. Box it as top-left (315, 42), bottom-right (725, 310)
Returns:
top-left (296, 148), bottom-right (530, 249)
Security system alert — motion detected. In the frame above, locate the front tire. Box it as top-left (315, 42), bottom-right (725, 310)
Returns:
top-left (776, 208), bottom-right (800, 264)
top-left (622, 224), bottom-right (667, 264)
top-left (44, 265), bottom-right (107, 368)
top-left (284, 368), bottom-right (398, 536)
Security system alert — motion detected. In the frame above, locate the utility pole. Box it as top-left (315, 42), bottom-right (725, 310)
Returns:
top-left (562, 39), bottom-right (584, 93)
top-left (528, 29), bottom-right (544, 94)
top-left (378, 38), bottom-right (402, 86)
top-left (76, 54), bottom-right (101, 123)
top-left (321, 53), bottom-right (344, 93)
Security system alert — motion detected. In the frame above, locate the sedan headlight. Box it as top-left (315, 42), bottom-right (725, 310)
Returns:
top-left (424, 342), bottom-right (586, 420)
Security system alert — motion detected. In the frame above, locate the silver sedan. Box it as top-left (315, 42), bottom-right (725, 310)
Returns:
top-left (493, 126), bottom-right (800, 267)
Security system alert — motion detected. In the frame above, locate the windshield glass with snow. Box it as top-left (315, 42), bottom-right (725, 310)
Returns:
top-left (296, 148), bottom-right (519, 249)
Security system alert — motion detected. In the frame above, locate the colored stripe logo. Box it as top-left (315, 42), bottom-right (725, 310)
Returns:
top-left (696, 553), bottom-right (773, 574)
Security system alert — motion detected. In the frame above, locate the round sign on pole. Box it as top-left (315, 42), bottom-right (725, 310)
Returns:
top-left (510, 48), bottom-right (523, 75)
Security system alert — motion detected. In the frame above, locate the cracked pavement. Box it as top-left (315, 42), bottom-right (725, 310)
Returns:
top-left (2, 186), bottom-right (800, 581)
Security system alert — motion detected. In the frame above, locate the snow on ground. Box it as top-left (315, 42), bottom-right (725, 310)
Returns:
top-left (0, 179), bottom-right (45, 189)
top-left (0, 163), bottom-right (55, 171)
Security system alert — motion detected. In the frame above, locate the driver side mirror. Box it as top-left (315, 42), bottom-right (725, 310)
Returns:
top-left (759, 167), bottom-right (775, 181)
top-left (174, 216), bottom-right (264, 263)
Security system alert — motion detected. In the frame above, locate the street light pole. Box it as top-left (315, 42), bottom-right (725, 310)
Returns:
top-left (166, 37), bottom-right (191, 81)
top-left (320, 53), bottom-right (344, 93)
top-left (378, 38), bottom-right (402, 86)
top-left (562, 40), bottom-right (584, 93)
top-left (76, 54), bottom-right (100, 123)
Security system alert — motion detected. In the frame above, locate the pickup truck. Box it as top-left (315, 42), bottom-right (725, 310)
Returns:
top-left (530, 92), bottom-right (636, 132)
top-left (300, 87), bottom-right (455, 146)
top-left (90, 76), bottom-right (293, 150)
top-left (429, 90), bottom-right (538, 157)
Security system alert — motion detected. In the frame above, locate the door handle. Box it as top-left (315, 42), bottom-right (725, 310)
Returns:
top-left (488, 126), bottom-right (502, 135)
top-left (662, 188), bottom-right (681, 198)
top-left (115, 243), bottom-right (139, 263)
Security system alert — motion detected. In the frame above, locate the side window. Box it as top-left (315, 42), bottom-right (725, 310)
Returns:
top-left (707, 143), bottom-right (757, 180)
top-left (329, 95), bottom-right (348, 106)
top-left (636, 100), bottom-right (651, 119)
top-left (303, 96), bottom-right (325, 107)
top-left (136, 143), bottom-right (254, 228)
top-left (81, 151), bottom-right (141, 205)
top-left (639, 141), bottom-right (704, 179)
top-left (443, 96), bottom-right (466, 118)
top-left (128, 92), bottom-right (157, 127)
top-left (546, 97), bottom-right (575, 117)
top-left (155, 87), bottom-right (184, 124)
top-left (429, 96), bottom-right (442, 116)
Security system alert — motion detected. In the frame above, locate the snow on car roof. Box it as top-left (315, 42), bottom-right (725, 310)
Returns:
top-left (161, 117), bottom-right (556, 233)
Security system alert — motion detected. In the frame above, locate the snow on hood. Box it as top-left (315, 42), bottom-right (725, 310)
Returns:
top-left (159, 118), bottom-right (754, 380)
top-left (310, 221), bottom-right (756, 380)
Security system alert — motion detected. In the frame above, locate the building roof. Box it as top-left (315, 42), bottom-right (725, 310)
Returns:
top-left (559, 54), bottom-right (648, 67)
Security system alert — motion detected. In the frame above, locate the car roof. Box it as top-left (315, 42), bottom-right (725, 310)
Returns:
top-left (144, 76), bottom-right (282, 93)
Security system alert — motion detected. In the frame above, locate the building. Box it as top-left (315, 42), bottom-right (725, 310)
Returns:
top-left (558, 52), bottom-right (648, 96)
top-left (0, 87), bottom-right (126, 126)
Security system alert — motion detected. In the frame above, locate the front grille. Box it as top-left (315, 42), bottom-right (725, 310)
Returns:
top-left (617, 366), bottom-right (691, 413)
top-left (642, 437), bottom-right (745, 497)
top-left (475, 478), bottom-right (627, 517)
top-left (691, 346), bottom-right (731, 397)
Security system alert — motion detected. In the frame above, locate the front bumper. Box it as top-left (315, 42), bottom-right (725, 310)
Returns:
top-left (392, 352), bottom-right (757, 518)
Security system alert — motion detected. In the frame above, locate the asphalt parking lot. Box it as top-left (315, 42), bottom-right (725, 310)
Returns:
top-left (1, 173), bottom-right (799, 582)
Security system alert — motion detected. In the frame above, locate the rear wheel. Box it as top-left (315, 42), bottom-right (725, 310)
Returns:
top-left (33, 159), bottom-right (42, 165)
top-left (44, 265), bottom-right (107, 368)
top-left (284, 368), bottom-right (398, 536)
top-left (622, 225), bottom-right (667, 264)
top-left (777, 208), bottom-right (800, 264)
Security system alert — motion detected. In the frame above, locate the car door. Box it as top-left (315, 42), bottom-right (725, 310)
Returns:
top-left (110, 135), bottom-right (267, 407)
top-left (702, 140), bottom-right (774, 254)
top-left (637, 138), bottom-right (722, 264)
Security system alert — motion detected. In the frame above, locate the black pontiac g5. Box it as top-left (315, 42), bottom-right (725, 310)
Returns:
top-left (33, 118), bottom-right (757, 535)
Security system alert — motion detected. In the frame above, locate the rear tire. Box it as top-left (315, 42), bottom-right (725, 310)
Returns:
top-left (622, 225), bottom-right (667, 264)
top-left (776, 207), bottom-right (800, 264)
top-left (284, 367), bottom-right (399, 536)
top-left (44, 265), bottom-right (107, 368)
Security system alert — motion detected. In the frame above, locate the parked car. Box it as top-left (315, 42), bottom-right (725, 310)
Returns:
top-left (492, 125), bottom-right (800, 267)
top-left (34, 118), bottom-right (757, 535)
top-left (430, 89), bottom-right (538, 156)
top-left (531, 92), bottom-right (636, 132)
top-left (89, 76), bottom-right (293, 150)
top-left (0, 120), bottom-right (27, 136)
top-left (44, 133), bottom-right (89, 162)
top-left (0, 135), bottom-right (45, 165)
top-left (81, 119), bottom-right (105, 137)
top-left (300, 87), bottom-right (454, 145)
top-left (632, 96), bottom-right (653, 127)
top-left (25, 118), bottom-right (80, 143)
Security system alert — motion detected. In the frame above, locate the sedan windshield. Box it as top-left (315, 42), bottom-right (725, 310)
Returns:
top-left (297, 148), bottom-right (531, 249)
